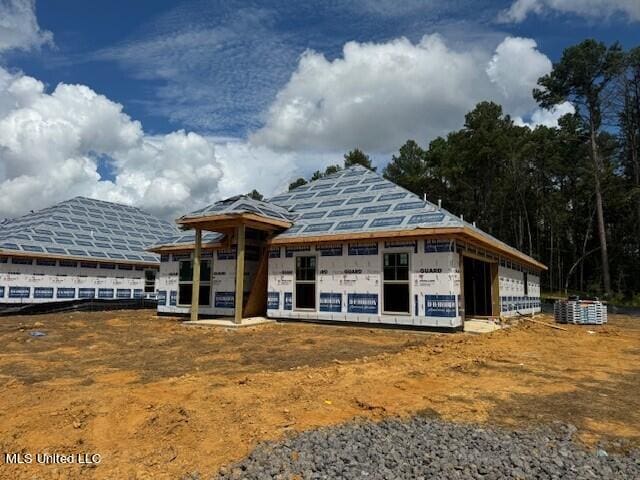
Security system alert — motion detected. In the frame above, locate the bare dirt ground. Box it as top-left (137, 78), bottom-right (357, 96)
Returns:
top-left (0, 310), bottom-right (638, 479)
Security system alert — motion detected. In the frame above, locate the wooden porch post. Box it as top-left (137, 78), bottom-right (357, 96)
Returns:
top-left (190, 228), bottom-right (202, 322)
top-left (234, 223), bottom-right (246, 324)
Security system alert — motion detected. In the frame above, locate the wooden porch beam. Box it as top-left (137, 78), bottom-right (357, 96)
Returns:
top-left (178, 212), bottom-right (291, 230)
top-left (147, 242), bottom-right (222, 254)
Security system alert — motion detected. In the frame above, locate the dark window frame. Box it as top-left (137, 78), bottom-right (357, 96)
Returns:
top-left (177, 259), bottom-right (212, 306)
top-left (144, 269), bottom-right (156, 293)
top-left (295, 255), bottom-right (317, 310)
top-left (382, 251), bottom-right (411, 314)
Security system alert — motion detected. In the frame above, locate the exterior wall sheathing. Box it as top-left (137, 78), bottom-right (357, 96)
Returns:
top-left (156, 248), bottom-right (259, 316)
top-left (267, 239), bottom-right (542, 327)
top-left (498, 264), bottom-right (541, 316)
top-left (267, 239), bottom-right (464, 328)
top-left (154, 238), bottom-right (542, 327)
top-left (0, 256), bottom-right (157, 303)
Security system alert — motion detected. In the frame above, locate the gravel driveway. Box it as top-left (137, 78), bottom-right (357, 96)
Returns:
top-left (214, 418), bottom-right (640, 479)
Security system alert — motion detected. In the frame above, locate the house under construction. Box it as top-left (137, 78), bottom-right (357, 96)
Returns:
top-left (149, 165), bottom-right (545, 328)
top-left (0, 197), bottom-right (175, 306)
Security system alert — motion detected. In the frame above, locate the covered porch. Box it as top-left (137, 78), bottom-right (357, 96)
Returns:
top-left (176, 196), bottom-right (293, 324)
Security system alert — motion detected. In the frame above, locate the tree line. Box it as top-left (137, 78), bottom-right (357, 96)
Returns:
top-left (286, 148), bottom-right (376, 191)
top-left (282, 40), bottom-right (640, 302)
top-left (384, 40), bottom-right (639, 301)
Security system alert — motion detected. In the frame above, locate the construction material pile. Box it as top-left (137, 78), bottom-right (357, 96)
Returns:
top-left (554, 299), bottom-right (608, 325)
top-left (214, 418), bottom-right (638, 480)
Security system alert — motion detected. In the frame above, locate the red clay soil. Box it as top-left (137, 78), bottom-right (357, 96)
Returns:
top-left (0, 310), bottom-right (638, 479)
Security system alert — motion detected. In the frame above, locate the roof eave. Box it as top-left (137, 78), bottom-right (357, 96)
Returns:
top-left (460, 226), bottom-right (547, 271)
top-left (269, 227), bottom-right (463, 245)
top-left (268, 226), bottom-right (547, 271)
top-left (0, 248), bottom-right (159, 266)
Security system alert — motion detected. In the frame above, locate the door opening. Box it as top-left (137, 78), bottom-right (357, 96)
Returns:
top-left (240, 228), bottom-right (270, 317)
top-left (463, 256), bottom-right (493, 317)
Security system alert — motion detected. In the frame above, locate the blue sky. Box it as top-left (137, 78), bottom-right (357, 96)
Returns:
top-left (0, 0), bottom-right (638, 220)
top-left (8, 0), bottom-right (639, 138)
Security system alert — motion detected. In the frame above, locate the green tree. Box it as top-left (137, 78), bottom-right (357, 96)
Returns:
top-left (309, 164), bottom-right (342, 182)
top-left (534, 39), bottom-right (624, 295)
top-left (344, 148), bottom-right (376, 171)
top-left (440, 101), bottom-right (522, 234)
top-left (288, 178), bottom-right (308, 191)
top-left (620, 47), bottom-right (640, 237)
top-left (246, 189), bottom-right (264, 201)
top-left (383, 140), bottom-right (427, 196)
top-left (324, 164), bottom-right (342, 176)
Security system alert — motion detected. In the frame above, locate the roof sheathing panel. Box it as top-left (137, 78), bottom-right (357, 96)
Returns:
top-left (0, 197), bottom-right (177, 264)
top-left (181, 195), bottom-right (295, 223)
top-left (267, 165), bottom-right (545, 270)
top-left (269, 165), bottom-right (462, 238)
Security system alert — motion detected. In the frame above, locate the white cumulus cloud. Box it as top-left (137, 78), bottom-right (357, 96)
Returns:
top-left (0, 66), bottom-right (226, 221)
top-left (252, 35), bottom-right (562, 153)
top-left (0, 66), bottom-right (343, 221)
top-left (213, 140), bottom-right (341, 200)
top-left (498, 0), bottom-right (640, 23)
top-left (486, 37), bottom-right (551, 105)
top-left (0, 0), bottom-right (52, 53)
top-left (514, 101), bottom-right (575, 128)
